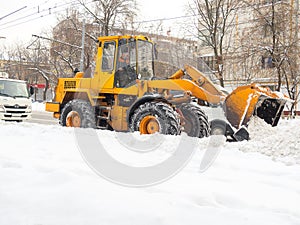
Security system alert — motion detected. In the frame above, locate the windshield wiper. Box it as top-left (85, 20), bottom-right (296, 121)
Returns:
top-left (0, 93), bottom-right (13, 97)
top-left (13, 95), bottom-right (28, 98)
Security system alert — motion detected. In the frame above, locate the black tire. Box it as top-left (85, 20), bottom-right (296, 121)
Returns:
top-left (130, 101), bottom-right (180, 135)
top-left (210, 119), bottom-right (227, 135)
top-left (60, 99), bottom-right (96, 128)
top-left (210, 119), bottom-right (234, 136)
top-left (179, 103), bottom-right (210, 138)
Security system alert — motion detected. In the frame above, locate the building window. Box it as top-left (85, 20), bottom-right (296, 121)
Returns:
top-left (200, 55), bottom-right (217, 72)
top-left (263, 23), bottom-right (272, 37)
top-left (262, 0), bottom-right (282, 5)
top-left (261, 56), bottom-right (274, 69)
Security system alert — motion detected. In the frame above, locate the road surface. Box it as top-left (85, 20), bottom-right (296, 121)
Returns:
top-left (27, 111), bottom-right (59, 125)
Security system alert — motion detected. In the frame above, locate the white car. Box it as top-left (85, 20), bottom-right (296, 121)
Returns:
top-left (0, 78), bottom-right (32, 122)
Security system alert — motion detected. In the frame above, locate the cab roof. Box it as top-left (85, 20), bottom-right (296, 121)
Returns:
top-left (97, 35), bottom-right (152, 43)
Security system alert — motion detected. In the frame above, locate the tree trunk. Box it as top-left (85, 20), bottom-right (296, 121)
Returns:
top-left (219, 75), bottom-right (224, 87)
top-left (216, 55), bottom-right (224, 87)
top-left (43, 80), bottom-right (48, 101)
top-left (277, 67), bottom-right (282, 92)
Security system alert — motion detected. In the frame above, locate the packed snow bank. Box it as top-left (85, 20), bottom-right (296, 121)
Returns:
top-left (239, 117), bottom-right (300, 165)
top-left (0, 120), bottom-right (300, 225)
top-left (31, 101), bottom-right (46, 112)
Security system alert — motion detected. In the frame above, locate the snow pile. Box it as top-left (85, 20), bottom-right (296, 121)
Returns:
top-left (236, 117), bottom-right (300, 165)
top-left (0, 121), bottom-right (300, 225)
top-left (31, 101), bottom-right (46, 112)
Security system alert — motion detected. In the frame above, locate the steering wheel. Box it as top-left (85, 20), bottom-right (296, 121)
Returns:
top-left (124, 65), bottom-right (137, 81)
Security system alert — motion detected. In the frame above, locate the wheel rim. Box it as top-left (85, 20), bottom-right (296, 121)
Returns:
top-left (211, 126), bottom-right (225, 135)
top-left (66, 111), bottom-right (81, 127)
top-left (139, 115), bottom-right (160, 134)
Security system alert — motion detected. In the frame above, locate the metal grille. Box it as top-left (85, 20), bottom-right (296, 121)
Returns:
top-left (6, 110), bottom-right (26, 114)
top-left (64, 80), bottom-right (77, 89)
top-left (4, 114), bottom-right (28, 118)
top-left (4, 105), bottom-right (27, 109)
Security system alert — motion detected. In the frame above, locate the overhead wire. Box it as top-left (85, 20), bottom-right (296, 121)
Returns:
top-left (0, 1), bottom-right (287, 34)
top-left (0, 6), bottom-right (27, 21)
top-left (133, 15), bottom-right (195, 24)
top-left (1, 0), bottom-right (194, 32)
top-left (0, 1), bottom-right (76, 25)
top-left (0, 0), bottom-right (59, 23)
top-left (0, 8), bottom-right (72, 31)
top-left (0, 0), bottom-right (83, 30)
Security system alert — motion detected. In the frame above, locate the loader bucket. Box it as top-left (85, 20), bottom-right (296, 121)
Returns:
top-left (224, 83), bottom-right (287, 129)
top-left (254, 97), bottom-right (286, 126)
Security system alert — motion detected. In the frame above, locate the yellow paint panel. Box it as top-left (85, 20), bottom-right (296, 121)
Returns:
top-left (45, 102), bottom-right (60, 112)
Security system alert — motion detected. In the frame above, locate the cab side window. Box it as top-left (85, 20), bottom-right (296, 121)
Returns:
top-left (102, 41), bottom-right (116, 71)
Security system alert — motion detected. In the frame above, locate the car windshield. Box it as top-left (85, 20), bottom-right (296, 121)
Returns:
top-left (0, 80), bottom-right (29, 98)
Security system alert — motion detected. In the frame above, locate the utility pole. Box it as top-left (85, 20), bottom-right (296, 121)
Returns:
top-left (295, 0), bottom-right (299, 115)
top-left (296, 0), bottom-right (299, 39)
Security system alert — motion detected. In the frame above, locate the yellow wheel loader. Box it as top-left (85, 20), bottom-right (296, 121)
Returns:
top-left (46, 35), bottom-right (287, 141)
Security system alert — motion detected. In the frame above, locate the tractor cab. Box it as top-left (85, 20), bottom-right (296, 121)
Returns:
top-left (97, 36), bottom-right (155, 90)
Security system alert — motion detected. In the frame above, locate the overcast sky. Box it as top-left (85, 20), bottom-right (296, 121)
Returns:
top-left (0, 0), bottom-right (188, 46)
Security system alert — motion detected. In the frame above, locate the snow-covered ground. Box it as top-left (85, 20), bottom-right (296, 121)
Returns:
top-left (31, 101), bottom-right (47, 112)
top-left (0, 106), bottom-right (300, 225)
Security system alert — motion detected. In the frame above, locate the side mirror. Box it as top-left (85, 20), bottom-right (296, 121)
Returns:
top-left (73, 68), bottom-right (79, 75)
top-left (29, 86), bottom-right (34, 96)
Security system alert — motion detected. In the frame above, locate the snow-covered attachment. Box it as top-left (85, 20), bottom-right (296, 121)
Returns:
top-left (224, 83), bottom-right (287, 129)
top-left (181, 65), bottom-right (289, 141)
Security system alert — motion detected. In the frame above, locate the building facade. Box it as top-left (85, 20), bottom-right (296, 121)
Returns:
top-left (198, 0), bottom-right (299, 90)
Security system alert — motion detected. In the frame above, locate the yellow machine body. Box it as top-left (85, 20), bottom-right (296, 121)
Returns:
top-left (46, 35), bottom-right (287, 134)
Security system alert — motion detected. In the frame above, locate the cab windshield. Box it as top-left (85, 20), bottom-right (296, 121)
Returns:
top-left (0, 80), bottom-right (29, 98)
top-left (137, 40), bottom-right (154, 80)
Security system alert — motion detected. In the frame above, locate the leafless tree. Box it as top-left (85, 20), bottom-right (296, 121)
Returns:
top-left (78, 0), bottom-right (138, 36)
top-left (52, 11), bottom-right (81, 73)
top-left (250, 1), bottom-right (296, 89)
top-left (188, 0), bottom-right (241, 87)
top-left (0, 39), bottom-right (53, 101)
top-left (50, 10), bottom-right (98, 78)
top-left (1, 43), bottom-right (29, 80)
top-left (26, 37), bottom-right (53, 101)
top-left (239, 0), bottom-right (300, 112)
